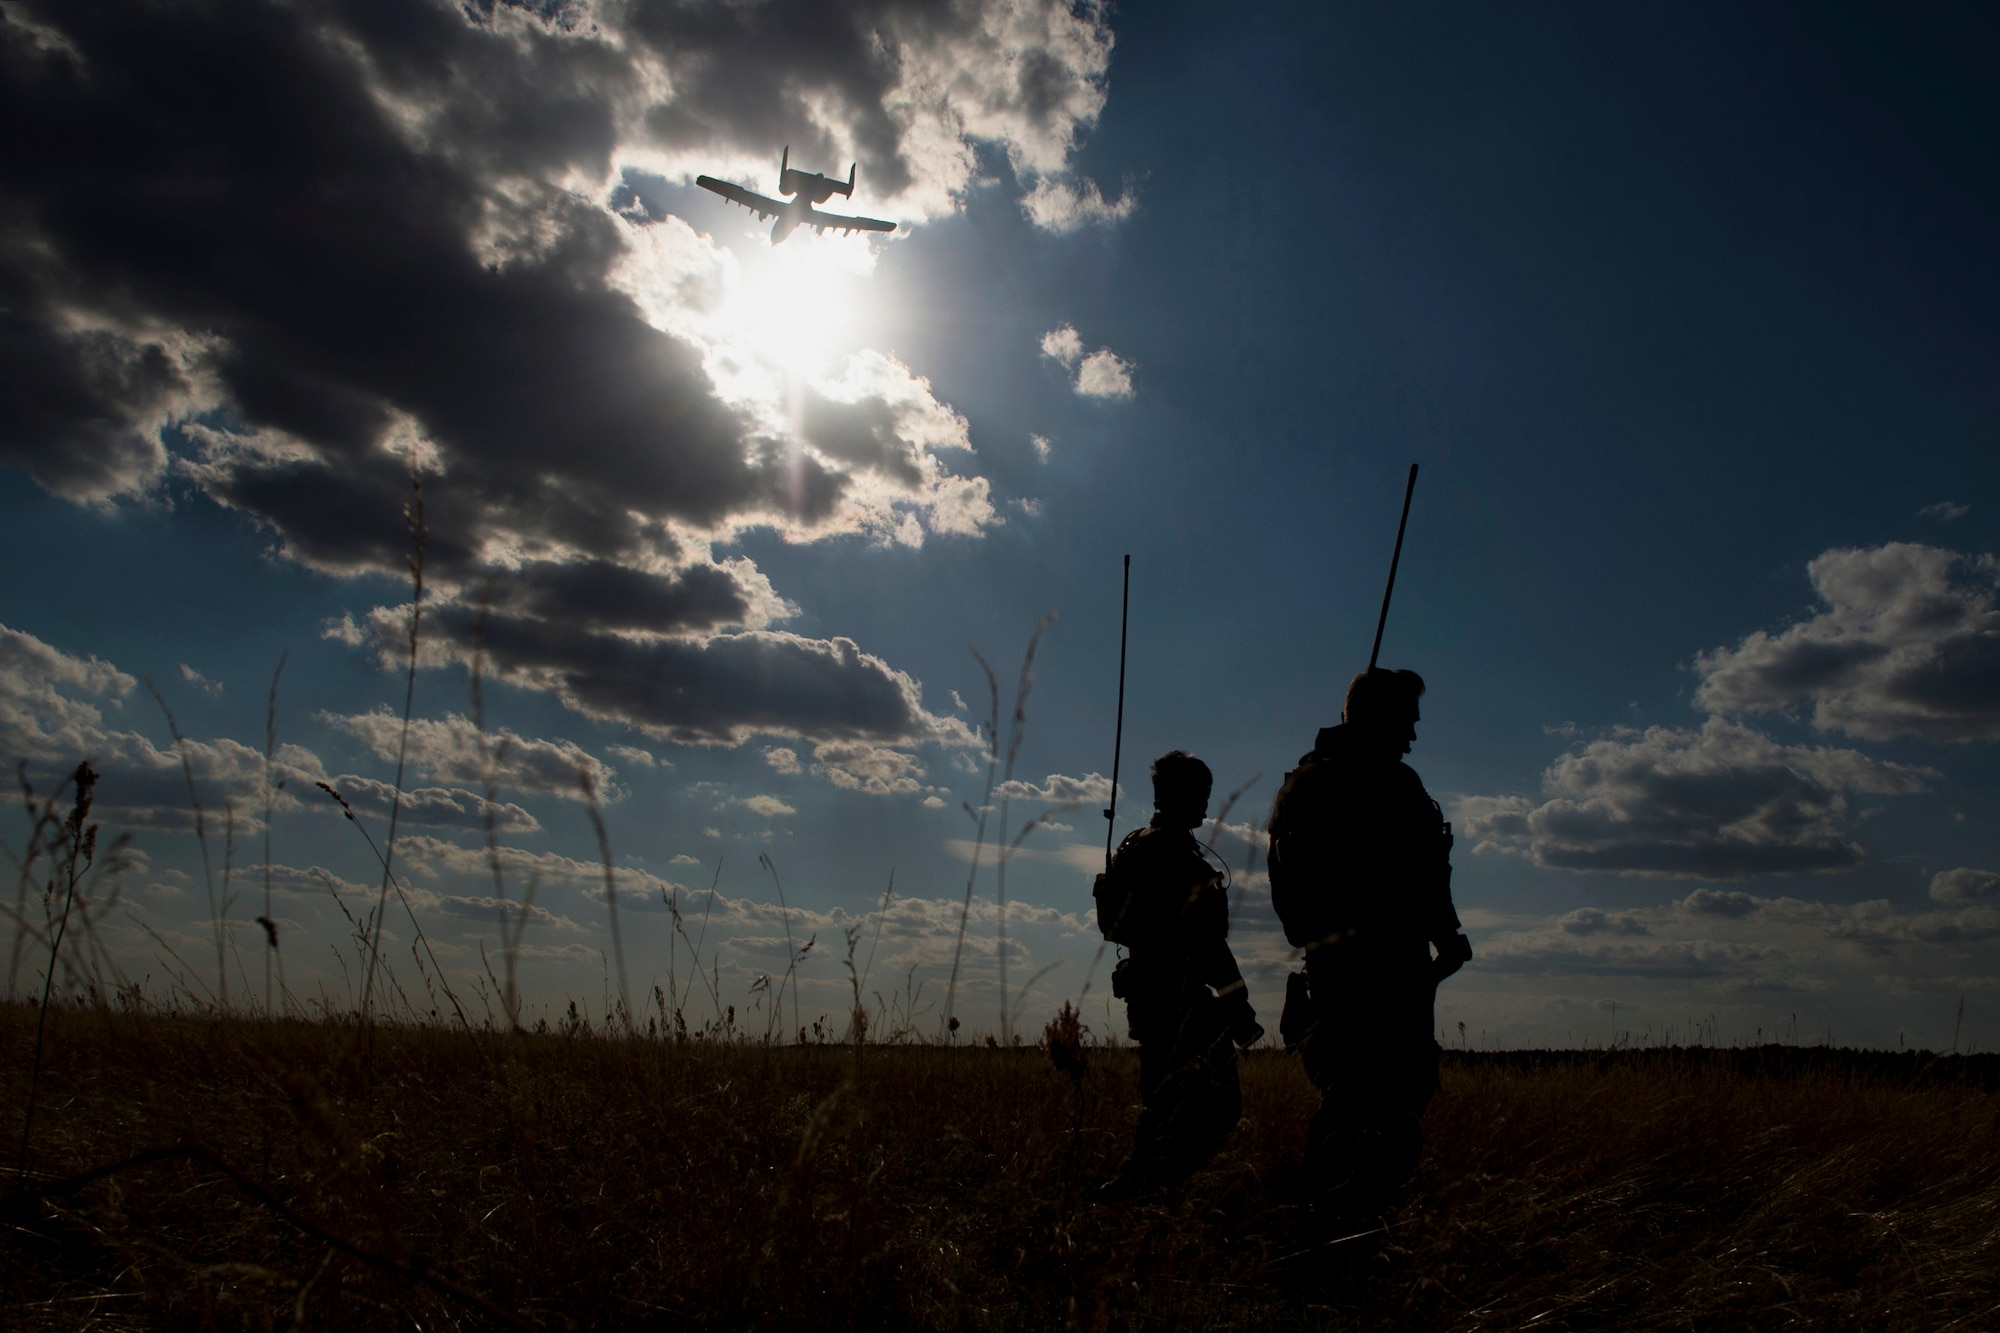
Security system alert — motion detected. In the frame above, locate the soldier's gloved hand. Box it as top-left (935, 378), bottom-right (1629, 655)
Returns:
top-left (1432, 932), bottom-right (1473, 983)
top-left (1219, 989), bottom-right (1263, 1048)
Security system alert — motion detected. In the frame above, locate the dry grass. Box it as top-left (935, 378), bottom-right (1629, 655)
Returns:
top-left (3, 1005), bottom-right (1998, 1331)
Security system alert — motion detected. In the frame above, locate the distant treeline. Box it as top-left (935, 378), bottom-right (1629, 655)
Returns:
top-left (1439, 1044), bottom-right (2000, 1090)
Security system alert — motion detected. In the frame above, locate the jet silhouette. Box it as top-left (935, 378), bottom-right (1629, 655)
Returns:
top-left (696, 149), bottom-right (896, 245)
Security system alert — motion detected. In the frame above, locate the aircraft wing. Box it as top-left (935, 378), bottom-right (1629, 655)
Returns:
top-left (695, 176), bottom-right (785, 220)
top-left (804, 206), bottom-right (896, 234)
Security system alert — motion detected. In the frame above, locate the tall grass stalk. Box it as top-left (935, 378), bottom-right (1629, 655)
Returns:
top-left (145, 678), bottom-right (227, 1009)
top-left (466, 586), bottom-right (534, 1031)
top-left (991, 614), bottom-right (1056, 1042)
top-left (7, 762), bottom-right (65, 999)
top-left (16, 761), bottom-right (95, 1182)
top-left (312, 780), bottom-right (466, 1028)
top-left (757, 853), bottom-right (813, 1043)
top-left (361, 467), bottom-right (426, 1031)
top-left (941, 648), bottom-right (1000, 1039)
top-left (261, 650), bottom-right (287, 1017)
top-left (581, 768), bottom-right (631, 1034)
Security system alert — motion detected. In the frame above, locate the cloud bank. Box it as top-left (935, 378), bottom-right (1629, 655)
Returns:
top-left (1457, 717), bottom-right (1931, 879)
top-left (1694, 543), bottom-right (2000, 742)
top-left (1, 0), bottom-right (1125, 752)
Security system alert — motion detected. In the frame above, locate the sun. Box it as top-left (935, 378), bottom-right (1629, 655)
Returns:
top-left (715, 231), bottom-right (883, 378)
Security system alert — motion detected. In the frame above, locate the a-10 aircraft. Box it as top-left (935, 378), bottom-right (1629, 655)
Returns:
top-left (695, 148), bottom-right (896, 245)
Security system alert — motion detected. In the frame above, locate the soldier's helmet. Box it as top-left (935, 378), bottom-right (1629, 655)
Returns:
top-left (1342, 667), bottom-right (1425, 727)
top-left (1150, 750), bottom-right (1212, 815)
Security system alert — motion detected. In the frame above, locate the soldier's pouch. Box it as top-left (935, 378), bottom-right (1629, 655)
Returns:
top-left (1279, 970), bottom-right (1316, 1054)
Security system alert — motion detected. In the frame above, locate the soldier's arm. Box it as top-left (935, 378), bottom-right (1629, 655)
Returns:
top-left (1410, 781), bottom-right (1471, 981)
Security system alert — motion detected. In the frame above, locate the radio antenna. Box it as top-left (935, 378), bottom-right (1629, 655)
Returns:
top-left (1368, 464), bottom-right (1419, 670)
top-left (1103, 554), bottom-right (1130, 868)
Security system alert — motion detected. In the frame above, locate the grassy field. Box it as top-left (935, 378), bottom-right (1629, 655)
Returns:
top-left (4, 1005), bottom-right (1998, 1330)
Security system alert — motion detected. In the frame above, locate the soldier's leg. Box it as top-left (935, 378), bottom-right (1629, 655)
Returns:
top-left (1174, 1003), bottom-right (1242, 1172)
top-left (1300, 1019), bottom-right (1360, 1191)
top-left (1116, 998), bottom-right (1202, 1188)
top-left (1126, 1002), bottom-right (1238, 1186)
top-left (1343, 1034), bottom-right (1441, 1205)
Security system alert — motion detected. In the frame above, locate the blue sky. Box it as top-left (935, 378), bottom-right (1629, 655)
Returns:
top-left (3, 0), bottom-right (1996, 1048)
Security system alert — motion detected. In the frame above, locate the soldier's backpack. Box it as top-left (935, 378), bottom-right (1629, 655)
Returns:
top-left (1266, 754), bottom-right (1336, 949)
top-left (1092, 828), bottom-right (1148, 946)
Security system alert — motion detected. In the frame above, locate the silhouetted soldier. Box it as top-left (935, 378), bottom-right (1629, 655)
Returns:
top-left (1267, 668), bottom-right (1471, 1213)
top-left (1095, 751), bottom-right (1264, 1191)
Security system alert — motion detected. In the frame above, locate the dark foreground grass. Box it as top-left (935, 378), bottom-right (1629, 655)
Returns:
top-left (3, 1005), bottom-right (1998, 1331)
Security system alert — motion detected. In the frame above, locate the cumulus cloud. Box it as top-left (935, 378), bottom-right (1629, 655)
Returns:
top-left (810, 740), bottom-right (926, 795)
top-left (1019, 175), bottom-right (1137, 232)
top-left (605, 743), bottom-right (658, 768)
top-left (1930, 868), bottom-right (2000, 903)
top-left (1072, 348), bottom-right (1135, 398)
top-left (1694, 543), bottom-right (2000, 742)
top-left (178, 664), bottom-right (222, 698)
top-left (1029, 433), bottom-right (1052, 461)
top-left (1920, 502), bottom-right (1969, 523)
top-left (994, 771), bottom-right (1115, 806)
top-left (1559, 908), bottom-right (1650, 936)
top-left (314, 774), bottom-right (541, 836)
top-left (1, 621), bottom-right (537, 835)
top-left (1039, 326), bottom-right (1085, 365)
top-left (741, 794), bottom-right (796, 818)
top-left (1456, 717), bottom-right (1932, 878)
top-left (1037, 325), bottom-right (1133, 398)
top-left (1679, 888), bottom-right (1761, 919)
top-left (2, 0), bottom-right (1118, 752)
top-left (763, 746), bottom-right (803, 775)
top-left (322, 710), bottom-right (617, 803)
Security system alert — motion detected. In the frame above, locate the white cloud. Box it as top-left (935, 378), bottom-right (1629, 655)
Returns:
top-left (1456, 717), bottom-right (1932, 878)
top-left (1073, 347), bottom-right (1134, 399)
top-left (1029, 433), bottom-right (1052, 462)
top-left (741, 794), bottom-right (796, 818)
top-left (994, 771), bottom-right (1116, 807)
top-left (1920, 501), bottom-right (1970, 523)
top-left (1039, 325), bottom-right (1084, 366)
top-left (8, 0), bottom-right (1132, 759)
top-left (1037, 326), bottom-right (1133, 398)
top-left (1019, 175), bottom-right (1136, 233)
top-left (1694, 543), bottom-right (2000, 742)
top-left (177, 664), bottom-right (222, 698)
top-left (811, 740), bottom-right (926, 796)
top-left (1931, 868), bottom-right (2000, 903)
top-left (763, 746), bottom-right (802, 775)
top-left (605, 743), bottom-right (659, 768)
top-left (322, 710), bottom-right (618, 803)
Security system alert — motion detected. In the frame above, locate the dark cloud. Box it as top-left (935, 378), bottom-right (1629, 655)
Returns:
top-left (1680, 888), bottom-right (1761, 919)
top-left (1695, 544), bottom-right (2000, 742)
top-left (3, 0), bottom-right (1104, 748)
top-left (1559, 908), bottom-right (1649, 936)
top-left (0, 313), bottom-right (184, 502)
top-left (1457, 717), bottom-right (1932, 879)
top-left (1930, 868), bottom-right (2000, 904)
top-left (471, 617), bottom-right (953, 746)
top-left (494, 560), bottom-right (755, 637)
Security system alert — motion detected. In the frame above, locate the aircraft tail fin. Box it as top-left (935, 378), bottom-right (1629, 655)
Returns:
top-left (843, 162), bottom-right (855, 196)
top-left (781, 145), bottom-right (788, 175)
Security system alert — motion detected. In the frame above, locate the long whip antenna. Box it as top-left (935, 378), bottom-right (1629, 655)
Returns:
top-left (1368, 464), bottom-right (1420, 670)
top-left (1103, 554), bottom-right (1130, 869)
